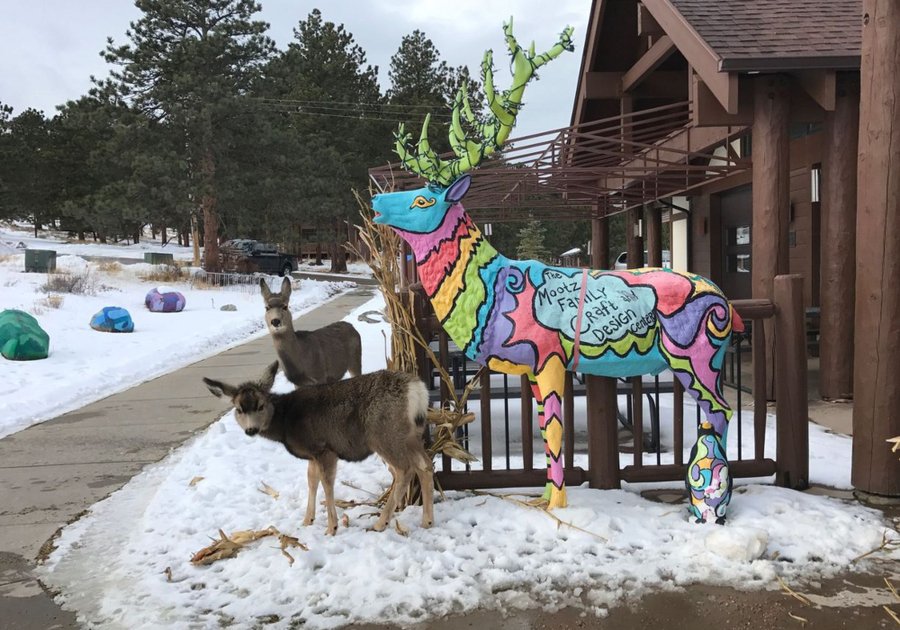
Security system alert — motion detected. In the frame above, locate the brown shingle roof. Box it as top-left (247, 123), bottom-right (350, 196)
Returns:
top-left (668, 0), bottom-right (862, 71)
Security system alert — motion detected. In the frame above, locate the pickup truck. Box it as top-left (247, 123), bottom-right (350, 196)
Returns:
top-left (214, 239), bottom-right (298, 277)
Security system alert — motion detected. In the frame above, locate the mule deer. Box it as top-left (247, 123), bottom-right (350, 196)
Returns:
top-left (203, 363), bottom-right (433, 535)
top-left (260, 277), bottom-right (362, 386)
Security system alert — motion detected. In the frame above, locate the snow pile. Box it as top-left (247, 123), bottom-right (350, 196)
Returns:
top-left (0, 255), bottom-right (353, 438)
top-left (40, 296), bottom-right (893, 629)
top-left (297, 260), bottom-right (374, 278)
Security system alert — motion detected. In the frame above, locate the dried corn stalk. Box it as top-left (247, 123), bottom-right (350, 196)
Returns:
top-left (347, 187), bottom-right (486, 509)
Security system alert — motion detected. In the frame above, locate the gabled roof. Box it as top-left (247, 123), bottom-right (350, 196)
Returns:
top-left (669, 0), bottom-right (862, 71)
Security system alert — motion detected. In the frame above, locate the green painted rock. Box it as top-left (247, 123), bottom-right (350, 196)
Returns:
top-left (0, 309), bottom-right (50, 360)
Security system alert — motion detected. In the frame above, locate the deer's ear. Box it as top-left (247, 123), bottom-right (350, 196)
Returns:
top-left (259, 279), bottom-right (272, 301)
top-left (203, 377), bottom-right (238, 399)
top-left (280, 276), bottom-right (292, 301)
top-left (445, 175), bottom-right (471, 203)
top-left (259, 361), bottom-right (279, 392)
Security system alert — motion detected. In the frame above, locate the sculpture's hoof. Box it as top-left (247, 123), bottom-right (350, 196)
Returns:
top-left (372, 519), bottom-right (388, 532)
top-left (325, 525), bottom-right (337, 536)
top-left (302, 518), bottom-right (314, 527)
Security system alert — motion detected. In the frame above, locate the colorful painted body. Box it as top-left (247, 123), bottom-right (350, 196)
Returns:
top-left (373, 176), bottom-right (743, 523)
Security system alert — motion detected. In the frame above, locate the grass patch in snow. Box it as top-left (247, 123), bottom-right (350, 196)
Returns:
top-left (41, 268), bottom-right (98, 295)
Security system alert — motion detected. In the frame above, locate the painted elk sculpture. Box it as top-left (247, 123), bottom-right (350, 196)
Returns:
top-left (372, 20), bottom-right (743, 523)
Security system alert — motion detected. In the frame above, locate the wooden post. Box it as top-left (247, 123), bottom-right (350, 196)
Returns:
top-left (646, 205), bottom-right (663, 267)
top-left (774, 274), bottom-right (809, 489)
top-left (632, 378), bottom-right (644, 466)
top-left (752, 74), bottom-right (792, 400)
top-left (820, 73), bottom-right (860, 400)
top-left (626, 207), bottom-right (644, 269)
top-left (520, 375), bottom-right (533, 471)
top-left (591, 212), bottom-right (609, 269)
top-left (853, 0), bottom-right (900, 496)
top-left (587, 209), bottom-right (615, 485)
top-left (586, 376), bottom-right (621, 489)
top-left (480, 370), bottom-right (492, 473)
top-left (752, 319), bottom-right (768, 460)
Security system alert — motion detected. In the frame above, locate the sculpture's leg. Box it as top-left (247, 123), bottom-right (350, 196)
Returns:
top-left (533, 369), bottom-right (567, 509)
top-left (674, 370), bottom-right (732, 524)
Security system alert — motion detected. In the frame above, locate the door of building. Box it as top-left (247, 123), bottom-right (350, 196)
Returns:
top-left (720, 185), bottom-right (752, 301)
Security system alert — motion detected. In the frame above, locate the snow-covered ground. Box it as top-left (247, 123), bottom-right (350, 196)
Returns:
top-left (1, 224), bottom-right (195, 260)
top-left (40, 295), bottom-right (895, 630)
top-left (0, 253), bottom-right (352, 438)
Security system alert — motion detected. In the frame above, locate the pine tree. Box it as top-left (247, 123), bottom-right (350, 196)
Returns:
top-left (516, 220), bottom-right (549, 262)
top-left (262, 9), bottom-right (387, 272)
top-left (102, 0), bottom-right (275, 270)
top-left (387, 30), bottom-right (456, 154)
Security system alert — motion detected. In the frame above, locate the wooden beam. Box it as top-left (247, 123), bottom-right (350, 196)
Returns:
top-left (819, 72), bottom-right (859, 400)
top-left (774, 274), bottom-right (809, 489)
top-left (638, 3), bottom-right (663, 36)
top-left (591, 212), bottom-right (610, 269)
top-left (852, 0), bottom-right (900, 497)
top-left (586, 71), bottom-right (687, 100)
top-left (751, 74), bottom-right (792, 400)
top-left (647, 205), bottom-right (663, 267)
top-left (642, 0), bottom-right (738, 113)
top-left (621, 35), bottom-right (676, 93)
top-left (572, 0), bottom-right (609, 126)
top-left (795, 70), bottom-right (836, 112)
top-left (694, 75), bottom-right (827, 127)
top-left (627, 207), bottom-right (644, 268)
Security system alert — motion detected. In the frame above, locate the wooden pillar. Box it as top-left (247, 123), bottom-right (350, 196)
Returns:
top-left (774, 275), bottom-right (809, 489)
top-left (751, 74), bottom-right (791, 400)
top-left (646, 205), bottom-right (663, 267)
top-left (852, 0), bottom-right (900, 496)
top-left (626, 207), bottom-right (644, 269)
top-left (591, 211), bottom-right (609, 269)
top-left (820, 73), bottom-right (860, 401)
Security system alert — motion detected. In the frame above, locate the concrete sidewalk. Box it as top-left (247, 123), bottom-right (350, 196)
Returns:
top-left (0, 286), bottom-right (374, 630)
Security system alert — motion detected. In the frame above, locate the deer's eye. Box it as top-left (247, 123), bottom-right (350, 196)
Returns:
top-left (410, 195), bottom-right (436, 209)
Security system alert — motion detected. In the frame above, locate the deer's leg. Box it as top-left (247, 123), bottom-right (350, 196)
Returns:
top-left (318, 452), bottom-right (339, 536)
top-left (374, 466), bottom-right (412, 532)
top-left (675, 369), bottom-right (733, 524)
top-left (534, 369), bottom-right (568, 509)
top-left (303, 460), bottom-right (321, 526)
top-left (413, 446), bottom-right (434, 529)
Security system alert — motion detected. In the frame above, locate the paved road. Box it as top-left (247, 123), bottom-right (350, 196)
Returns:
top-left (0, 287), bottom-right (375, 630)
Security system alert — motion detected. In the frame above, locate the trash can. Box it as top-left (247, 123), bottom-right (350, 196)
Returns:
top-left (144, 252), bottom-right (175, 265)
top-left (24, 249), bottom-right (57, 273)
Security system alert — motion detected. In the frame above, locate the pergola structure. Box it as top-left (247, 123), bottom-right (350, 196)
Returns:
top-left (368, 101), bottom-right (748, 223)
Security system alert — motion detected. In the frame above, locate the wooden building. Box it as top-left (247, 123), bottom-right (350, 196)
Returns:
top-left (571, 0), bottom-right (861, 400)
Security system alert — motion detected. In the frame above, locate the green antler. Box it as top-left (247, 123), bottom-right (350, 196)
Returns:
top-left (394, 18), bottom-right (575, 186)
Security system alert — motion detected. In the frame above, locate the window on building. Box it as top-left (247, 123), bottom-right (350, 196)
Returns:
top-left (727, 254), bottom-right (751, 273)
top-left (727, 225), bottom-right (750, 246)
top-left (811, 165), bottom-right (821, 203)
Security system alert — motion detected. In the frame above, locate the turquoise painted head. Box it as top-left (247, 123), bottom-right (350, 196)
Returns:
top-left (372, 175), bottom-right (471, 234)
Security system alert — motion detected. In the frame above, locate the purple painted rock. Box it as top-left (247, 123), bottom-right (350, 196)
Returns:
top-left (145, 288), bottom-right (186, 313)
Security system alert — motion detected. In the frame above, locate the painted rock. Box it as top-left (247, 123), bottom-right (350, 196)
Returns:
top-left (90, 306), bottom-right (135, 333)
top-left (145, 288), bottom-right (186, 313)
top-left (0, 309), bottom-right (50, 360)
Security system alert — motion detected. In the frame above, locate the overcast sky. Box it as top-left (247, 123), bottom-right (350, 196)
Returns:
top-left (0, 0), bottom-right (589, 139)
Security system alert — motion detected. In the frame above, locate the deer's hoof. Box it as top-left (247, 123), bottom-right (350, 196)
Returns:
top-left (373, 519), bottom-right (388, 532)
top-left (325, 525), bottom-right (337, 536)
top-left (302, 518), bottom-right (314, 527)
top-left (421, 519), bottom-right (433, 530)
